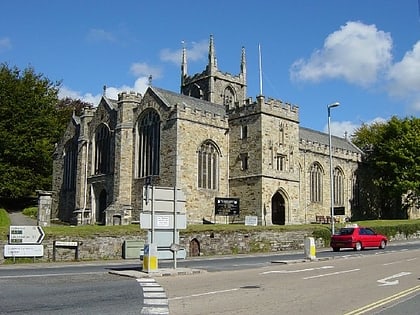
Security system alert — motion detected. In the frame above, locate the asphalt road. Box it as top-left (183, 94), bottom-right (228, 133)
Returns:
top-left (0, 242), bottom-right (419, 314)
top-left (157, 247), bottom-right (420, 315)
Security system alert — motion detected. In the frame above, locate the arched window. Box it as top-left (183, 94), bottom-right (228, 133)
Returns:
top-left (95, 124), bottom-right (111, 175)
top-left (197, 141), bottom-right (219, 190)
top-left (334, 167), bottom-right (345, 206)
top-left (190, 84), bottom-right (203, 99)
top-left (223, 86), bottom-right (235, 109)
top-left (310, 162), bottom-right (323, 203)
top-left (63, 138), bottom-right (77, 191)
top-left (138, 110), bottom-right (160, 178)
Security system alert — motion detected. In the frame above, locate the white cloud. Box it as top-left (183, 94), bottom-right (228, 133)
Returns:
top-left (324, 116), bottom-right (387, 138)
top-left (160, 39), bottom-right (208, 65)
top-left (130, 62), bottom-right (162, 79)
top-left (0, 37), bottom-right (12, 52)
top-left (86, 28), bottom-right (116, 43)
top-left (290, 21), bottom-right (393, 87)
top-left (387, 41), bottom-right (420, 111)
top-left (59, 76), bottom-right (150, 105)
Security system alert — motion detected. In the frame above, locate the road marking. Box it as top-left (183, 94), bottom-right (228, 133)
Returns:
top-left (137, 278), bottom-right (169, 315)
top-left (383, 257), bottom-right (417, 266)
top-left (377, 272), bottom-right (411, 286)
top-left (169, 288), bottom-right (240, 300)
top-left (303, 268), bottom-right (360, 280)
top-left (344, 284), bottom-right (420, 315)
top-left (260, 266), bottom-right (333, 275)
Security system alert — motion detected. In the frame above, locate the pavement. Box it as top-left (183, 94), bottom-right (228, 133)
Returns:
top-left (8, 211), bottom-right (38, 226)
top-left (109, 266), bottom-right (207, 279)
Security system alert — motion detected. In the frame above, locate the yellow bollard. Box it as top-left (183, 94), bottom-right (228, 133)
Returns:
top-left (143, 243), bottom-right (158, 272)
top-left (304, 237), bottom-right (316, 260)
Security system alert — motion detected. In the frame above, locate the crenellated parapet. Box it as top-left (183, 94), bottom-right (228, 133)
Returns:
top-left (118, 90), bottom-right (142, 102)
top-left (228, 95), bottom-right (299, 122)
top-left (299, 138), bottom-right (361, 161)
top-left (172, 102), bottom-right (229, 128)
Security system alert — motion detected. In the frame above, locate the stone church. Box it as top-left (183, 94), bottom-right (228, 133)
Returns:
top-left (52, 35), bottom-right (363, 226)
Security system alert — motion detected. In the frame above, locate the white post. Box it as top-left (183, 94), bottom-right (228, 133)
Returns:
top-left (327, 102), bottom-right (340, 235)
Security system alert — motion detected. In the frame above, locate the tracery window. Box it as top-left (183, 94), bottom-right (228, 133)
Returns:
top-left (223, 86), bottom-right (235, 109)
top-left (310, 162), bottom-right (323, 203)
top-left (334, 167), bottom-right (344, 206)
top-left (63, 138), bottom-right (77, 190)
top-left (94, 124), bottom-right (111, 175)
top-left (197, 141), bottom-right (219, 190)
top-left (138, 110), bottom-right (160, 178)
top-left (276, 154), bottom-right (286, 171)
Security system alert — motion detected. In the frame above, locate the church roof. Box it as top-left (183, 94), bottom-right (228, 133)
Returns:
top-left (150, 86), bottom-right (227, 117)
top-left (299, 127), bottom-right (362, 154)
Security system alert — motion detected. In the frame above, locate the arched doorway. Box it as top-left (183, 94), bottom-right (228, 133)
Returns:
top-left (271, 192), bottom-right (286, 225)
top-left (97, 189), bottom-right (107, 225)
top-left (189, 238), bottom-right (200, 257)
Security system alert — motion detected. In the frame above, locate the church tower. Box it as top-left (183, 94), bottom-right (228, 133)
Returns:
top-left (181, 35), bottom-right (247, 109)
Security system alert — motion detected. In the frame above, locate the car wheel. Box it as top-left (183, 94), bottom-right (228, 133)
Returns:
top-left (354, 242), bottom-right (362, 251)
top-left (332, 247), bottom-right (340, 252)
top-left (379, 240), bottom-right (386, 249)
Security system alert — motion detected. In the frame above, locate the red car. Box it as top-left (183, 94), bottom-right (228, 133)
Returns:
top-left (330, 224), bottom-right (388, 252)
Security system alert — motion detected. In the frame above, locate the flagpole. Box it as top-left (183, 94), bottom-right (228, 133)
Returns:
top-left (258, 43), bottom-right (263, 96)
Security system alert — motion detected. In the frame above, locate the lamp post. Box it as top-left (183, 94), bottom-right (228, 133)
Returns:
top-left (328, 102), bottom-right (340, 235)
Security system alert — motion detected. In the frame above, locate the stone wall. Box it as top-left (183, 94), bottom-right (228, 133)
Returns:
top-left (2, 229), bottom-right (419, 264)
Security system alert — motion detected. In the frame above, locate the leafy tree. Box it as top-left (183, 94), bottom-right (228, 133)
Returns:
top-left (352, 116), bottom-right (420, 219)
top-left (0, 64), bottom-right (63, 199)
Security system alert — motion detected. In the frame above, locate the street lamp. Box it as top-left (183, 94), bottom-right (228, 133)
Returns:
top-left (328, 102), bottom-right (340, 235)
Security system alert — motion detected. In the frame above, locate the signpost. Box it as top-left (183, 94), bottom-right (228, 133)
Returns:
top-left (9, 226), bottom-right (45, 244)
top-left (5, 226), bottom-right (45, 261)
top-left (215, 197), bottom-right (240, 216)
top-left (4, 244), bottom-right (44, 258)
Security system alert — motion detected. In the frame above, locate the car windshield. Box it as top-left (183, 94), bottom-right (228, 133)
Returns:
top-left (338, 228), bottom-right (354, 235)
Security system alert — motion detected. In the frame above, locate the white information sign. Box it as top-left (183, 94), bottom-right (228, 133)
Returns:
top-left (4, 244), bottom-right (44, 257)
top-left (9, 226), bottom-right (45, 244)
top-left (245, 215), bottom-right (258, 226)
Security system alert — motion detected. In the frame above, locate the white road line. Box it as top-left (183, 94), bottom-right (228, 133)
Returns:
top-left (136, 278), bottom-right (169, 315)
top-left (303, 268), bottom-right (360, 280)
top-left (140, 306), bottom-right (169, 315)
top-left (169, 288), bottom-right (240, 301)
top-left (260, 266), bottom-right (333, 275)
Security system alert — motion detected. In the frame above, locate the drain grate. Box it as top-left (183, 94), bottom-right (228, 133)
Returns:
top-left (240, 285), bottom-right (261, 289)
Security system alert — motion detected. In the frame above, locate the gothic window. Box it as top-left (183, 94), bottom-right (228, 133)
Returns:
top-left (240, 153), bottom-right (249, 170)
top-left (94, 124), bottom-right (111, 175)
top-left (197, 141), bottom-right (219, 190)
top-left (276, 154), bottom-right (286, 171)
top-left (310, 162), bottom-right (323, 203)
top-left (223, 86), bottom-right (235, 109)
top-left (190, 84), bottom-right (203, 99)
top-left (63, 138), bottom-right (77, 191)
top-left (334, 167), bottom-right (345, 206)
top-left (138, 110), bottom-right (161, 178)
top-left (351, 172), bottom-right (359, 207)
top-left (279, 123), bottom-right (285, 145)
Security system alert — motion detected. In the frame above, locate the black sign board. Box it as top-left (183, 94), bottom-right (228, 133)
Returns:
top-left (334, 206), bottom-right (345, 215)
top-left (215, 197), bottom-right (240, 216)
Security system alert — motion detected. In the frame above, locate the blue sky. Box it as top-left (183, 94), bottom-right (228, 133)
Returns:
top-left (1, 0), bottom-right (419, 137)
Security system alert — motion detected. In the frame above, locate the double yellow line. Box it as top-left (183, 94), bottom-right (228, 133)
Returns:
top-left (345, 285), bottom-right (420, 315)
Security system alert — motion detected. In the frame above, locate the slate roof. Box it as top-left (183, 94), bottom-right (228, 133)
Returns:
top-left (150, 86), bottom-right (227, 117)
top-left (299, 127), bottom-right (362, 153)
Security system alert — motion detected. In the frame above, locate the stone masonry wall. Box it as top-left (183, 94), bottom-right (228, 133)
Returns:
top-left (2, 230), bottom-right (419, 264)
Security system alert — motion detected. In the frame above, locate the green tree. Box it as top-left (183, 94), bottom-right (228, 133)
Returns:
top-left (0, 64), bottom-right (62, 199)
top-left (352, 116), bottom-right (420, 219)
